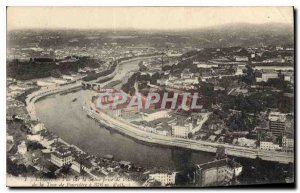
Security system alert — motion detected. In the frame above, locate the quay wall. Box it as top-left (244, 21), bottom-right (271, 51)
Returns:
top-left (83, 103), bottom-right (294, 164)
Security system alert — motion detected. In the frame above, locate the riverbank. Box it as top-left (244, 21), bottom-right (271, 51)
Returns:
top-left (83, 101), bottom-right (294, 164)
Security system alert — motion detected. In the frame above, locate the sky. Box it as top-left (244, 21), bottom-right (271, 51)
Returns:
top-left (7, 7), bottom-right (293, 30)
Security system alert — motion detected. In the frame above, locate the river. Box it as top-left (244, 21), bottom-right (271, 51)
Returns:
top-left (35, 58), bottom-right (216, 171)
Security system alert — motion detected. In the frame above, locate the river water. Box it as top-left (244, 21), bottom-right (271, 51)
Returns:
top-left (35, 58), bottom-right (215, 170)
top-left (35, 90), bottom-right (215, 170)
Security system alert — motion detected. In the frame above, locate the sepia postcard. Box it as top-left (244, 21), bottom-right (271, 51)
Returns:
top-left (6, 7), bottom-right (295, 188)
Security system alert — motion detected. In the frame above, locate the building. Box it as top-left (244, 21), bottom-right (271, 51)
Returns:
top-left (106, 108), bottom-right (121, 117)
top-left (61, 75), bottom-right (75, 81)
top-left (96, 91), bottom-right (139, 119)
top-left (17, 141), bottom-right (27, 155)
top-left (229, 87), bottom-right (249, 96)
top-left (256, 71), bottom-right (279, 82)
top-left (181, 69), bottom-right (194, 79)
top-left (165, 79), bottom-right (196, 90)
top-left (236, 137), bottom-right (257, 148)
top-left (184, 77), bottom-right (199, 84)
top-left (235, 56), bottom-right (248, 62)
top-left (71, 157), bottom-right (93, 174)
top-left (27, 134), bottom-right (42, 142)
top-left (171, 124), bottom-right (192, 138)
top-left (50, 147), bottom-right (74, 167)
top-left (196, 63), bottom-right (218, 69)
top-left (253, 66), bottom-right (293, 71)
top-left (71, 159), bottom-right (82, 173)
top-left (262, 57), bottom-right (285, 63)
top-left (149, 172), bottom-right (177, 186)
top-left (120, 105), bottom-right (139, 119)
top-left (36, 80), bottom-right (56, 87)
top-left (282, 135), bottom-right (294, 152)
top-left (268, 112), bottom-right (286, 136)
top-left (36, 78), bottom-right (67, 87)
top-left (283, 72), bottom-right (294, 83)
top-left (7, 135), bottom-right (14, 143)
top-left (31, 122), bottom-right (44, 134)
top-left (143, 126), bottom-right (157, 133)
top-left (235, 65), bottom-right (247, 75)
top-left (141, 109), bottom-right (169, 122)
top-left (260, 141), bottom-right (281, 151)
top-left (156, 123), bottom-right (172, 136)
top-left (194, 158), bottom-right (242, 187)
top-left (157, 79), bottom-right (168, 86)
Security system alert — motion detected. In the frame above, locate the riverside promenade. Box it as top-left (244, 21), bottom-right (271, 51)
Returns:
top-left (83, 101), bottom-right (294, 164)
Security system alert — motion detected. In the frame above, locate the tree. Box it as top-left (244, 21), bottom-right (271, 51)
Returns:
top-left (202, 96), bottom-right (213, 110)
top-left (198, 82), bottom-right (214, 97)
top-left (216, 146), bottom-right (227, 160)
top-left (151, 72), bottom-right (161, 81)
top-left (27, 141), bottom-right (45, 151)
top-left (138, 61), bottom-right (148, 71)
top-left (220, 78), bottom-right (231, 91)
top-left (241, 65), bottom-right (255, 85)
top-left (277, 92), bottom-right (294, 113)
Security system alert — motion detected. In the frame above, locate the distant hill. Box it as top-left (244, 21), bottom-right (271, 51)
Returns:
top-left (7, 22), bottom-right (294, 49)
top-left (178, 22), bottom-right (294, 48)
top-left (201, 22), bottom-right (293, 34)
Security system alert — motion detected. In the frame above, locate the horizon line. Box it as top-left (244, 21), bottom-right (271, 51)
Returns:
top-left (7, 21), bottom-right (293, 32)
